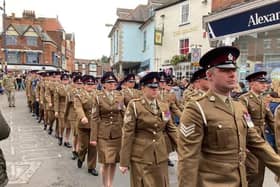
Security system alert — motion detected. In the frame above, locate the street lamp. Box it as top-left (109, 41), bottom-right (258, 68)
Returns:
top-left (0, 0), bottom-right (6, 73)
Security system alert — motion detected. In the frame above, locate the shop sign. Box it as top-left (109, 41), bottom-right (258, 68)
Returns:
top-left (207, 2), bottom-right (280, 39)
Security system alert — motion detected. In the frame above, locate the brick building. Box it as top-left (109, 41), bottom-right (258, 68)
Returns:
top-left (74, 58), bottom-right (111, 78)
top-left (0, 10), bottom-right (75, 72)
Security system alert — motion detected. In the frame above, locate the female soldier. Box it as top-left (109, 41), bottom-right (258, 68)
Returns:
top-left (90, 72), bottom-right (125, 187)
top-left (74, 75), bottom-right (98, 176)
top-left (119, 72), bottom-right (177, 187)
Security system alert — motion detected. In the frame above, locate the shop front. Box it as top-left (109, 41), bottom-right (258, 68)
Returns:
top-left (204, 0), bottom-right (280, 83)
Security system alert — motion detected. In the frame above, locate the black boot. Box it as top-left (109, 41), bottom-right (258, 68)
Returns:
top-left (58, 137), bottom-right (63, 146)
top-left (71, 151), bottom-right (78, 160)
top-left (77, 158), bottom-right (83, 168)
top-left (48, 127), bottom-right (53, 135)
top-left (43, 124), bottom-right (47, 130)
top-left (64, 142), bottom-right (72, 148)
top-left (88, 168), bottom-right (98, 176)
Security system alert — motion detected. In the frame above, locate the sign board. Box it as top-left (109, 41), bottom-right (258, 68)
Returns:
top-left (154, 30), bottom-right (163, 45)
top-left (191, 48), bottom-right (201, 63)
top-left (207, 2), bottom-right (280, 39)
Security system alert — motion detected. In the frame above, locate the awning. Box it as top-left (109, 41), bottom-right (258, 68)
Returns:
top-left (204, 1), bottom-right (280, 40)
top-left (112, 61), bottom-right (141, 69)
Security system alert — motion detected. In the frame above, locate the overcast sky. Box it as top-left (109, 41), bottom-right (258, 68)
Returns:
top-left (2, 0), bottom-right (147, 59)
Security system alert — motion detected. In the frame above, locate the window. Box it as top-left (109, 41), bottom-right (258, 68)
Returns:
top-left (7, 51), bottom-right (20, 64)
top-left (82, 64), bottom-right (86, 69)
top-left (277, 38), bottom-right (280, 48)
top-left (52, 52), bottom-right (58, 66)
top-left (115, 30), bottom-right (119, 55)
top-left (26, 36), bottom-right (37, 46)
top-left (263, 39), bottom-right (272, 49)
top-left (6, 35), bottom-right (17, 45)
top-left (26, 52), bottom-right (39, 64)
top-left (179, 39), bottom-right (189, 55)
top-left (181, 1), bottom-right (190, 25)
top-left (89, 71), bottom-right (97, 76)
top-left (74, 63), bottom-right (79, 71)
top-left (89, 64), bottom-right (97, 71)
top-left (143, 31), bottom-right (147, 52)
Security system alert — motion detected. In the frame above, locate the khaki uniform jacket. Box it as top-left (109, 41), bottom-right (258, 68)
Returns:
top-left (65, 86), bottom-right (81, 121)
top-left (3, 75), bottom-right (16, 91)
top-left (54, 83), bottom-right (69, 115)
top-left (240, 91), bottom-right (275, 138)
top-left (74, 89), bottom-right (95, 129)
top-left (25, 76), bottom-right (32, 100)
top-left (90, 90), bottom-right (125, 141)
top-left (158, 90), bottom-right (182, 118)
top-left (178, 90), bottom-right (280, 187)
top-left (45, 81), bottom-right (57, 111)
top-left (39, 80), bottom-right (46, 105)
top-left (271, 103), bottom-right (280, 154)
top-left (121, 88), bottom-right (141, 106)
top-left (120, 97), bottom-right (177, 166)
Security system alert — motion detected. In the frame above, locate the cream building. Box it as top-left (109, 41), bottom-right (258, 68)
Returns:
top-left (154, 0), bottom-right (211, 79)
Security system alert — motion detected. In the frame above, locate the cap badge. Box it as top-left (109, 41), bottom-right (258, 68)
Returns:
top-left (228, 53), bottom-right (233, 61)
top-left (210, 96), bottom-right (215, 101)
top-left (109, 76), bottom-right (113, 80)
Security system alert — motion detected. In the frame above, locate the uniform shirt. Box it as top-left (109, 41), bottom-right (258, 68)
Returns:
top-left (178, 90), bottom-right (280, 187)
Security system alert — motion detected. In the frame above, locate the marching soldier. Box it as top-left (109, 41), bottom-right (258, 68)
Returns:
top-left (25, 71), bottom-right (33, 112)
top-left (54, 73), bottom-right (72, 147)
top-left (90, 71), bottom-right (125, 187)
top-left (65, 73), bottom-right (83, 160)
top-left (74, 75), bottom-right (98, 176)
top-left (119, 72), bottom-right (177, 187)
top-left (239, 71), bottom-right (275, 187)
top-left (178, 46), bottom-right (280, 187)
top-left (3, 70), bottom-right (17, 107)
top-left (121, 74), bottom-right (141, 106)
top-left (183, 68), bottom-right (209, 106)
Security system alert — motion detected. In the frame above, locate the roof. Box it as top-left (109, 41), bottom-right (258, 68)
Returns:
top-left (66, 33), bottom-right (75, 41)
top-left (39, 18), bottom-right (64, 31)
top-left (117, 8), bottom-right (133, 19)
top-left (155, 0), bottom-right (186, 11)
top-left (120, 5), bottom-right (150, 22)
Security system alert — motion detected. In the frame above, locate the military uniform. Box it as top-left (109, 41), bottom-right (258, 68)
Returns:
top-left (120, 72), bottom-right (177, 187)
top-left (91, 89), bottom-right (125, 164)
top-left (239, 71), bottom-right (275, 187)
top-left (121, 88), bottom-right (141, 106)
top-left (25, 74), bottom-right (32, 111)
top-left (178, 46), bottom-right (280, 187)
top-left (3, 73), bottom-right (17, 107)
top-left (45, 77), bottom-right (57, 134)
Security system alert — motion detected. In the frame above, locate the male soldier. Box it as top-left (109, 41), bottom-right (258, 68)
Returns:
top-left (239, 71), bottom-right (275, 187)
top-left (121, 74), bottom-right (141, 106)
top-left (3, 70), bottom-right (17, 107)
top-left (25, 71), bottom-right (33, 112)
top-left (183, 68), bottom-right (209, 106)
top-left (178, 46), bottom-right (280, 187)
top-left (54, 73), bottom-right (72, 147)
top-left (74, 75), bottom-right (98, 176)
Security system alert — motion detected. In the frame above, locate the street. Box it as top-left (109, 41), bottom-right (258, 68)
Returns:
top-left (0, 91), bottom-right (278, 187)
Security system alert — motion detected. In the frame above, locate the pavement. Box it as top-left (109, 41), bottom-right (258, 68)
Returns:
top-left (0, 91), bottom-right (278, 187)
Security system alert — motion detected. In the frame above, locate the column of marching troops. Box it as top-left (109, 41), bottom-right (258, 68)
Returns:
top-left (21, 46), bottom-right (280, 187)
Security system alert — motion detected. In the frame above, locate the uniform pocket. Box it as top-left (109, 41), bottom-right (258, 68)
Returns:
top-left (216, 128), bottom-right (236, 149)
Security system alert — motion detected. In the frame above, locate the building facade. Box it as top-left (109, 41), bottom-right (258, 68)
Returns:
top-left (0, 10), bottom-right (75, 72)
top-left (154, 0), bottom-right (212, 79)
top-left (203, 0), bottom-right (280, 82)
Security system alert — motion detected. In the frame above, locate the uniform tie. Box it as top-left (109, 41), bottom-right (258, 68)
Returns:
top-left (150, 101), bottom-right (158, 114)
top-left (108, 92), bottom-right (114, 102)
top-left (225, 97), bottom-right (233, 112)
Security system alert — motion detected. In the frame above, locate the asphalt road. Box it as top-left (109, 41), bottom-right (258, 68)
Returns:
top-left (0, 91), bottom-right (278, 187)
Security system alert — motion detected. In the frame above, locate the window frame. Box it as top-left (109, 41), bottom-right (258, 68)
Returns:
top-left (179, 38), bottom-right (190, 55)
top-left (26, 36), bottom-right (38, 46)
top-left (180, 1), bottom-right (190, 26)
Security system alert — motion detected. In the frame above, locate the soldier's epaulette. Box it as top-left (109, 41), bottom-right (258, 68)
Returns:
top-left (130, 98), bottom-right (141, 103)
top-left (192, 94), bottom-right (206, 101)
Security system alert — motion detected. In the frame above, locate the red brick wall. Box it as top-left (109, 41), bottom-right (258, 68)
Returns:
top-left (212, 0), bottom-right (245, 12)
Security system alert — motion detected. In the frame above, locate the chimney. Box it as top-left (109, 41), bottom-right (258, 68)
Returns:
top-left (22, 10), bottom-right (36, 18)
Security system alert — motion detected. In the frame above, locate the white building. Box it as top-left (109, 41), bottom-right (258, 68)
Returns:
top-left (154, 0), bottom-right (211, 79)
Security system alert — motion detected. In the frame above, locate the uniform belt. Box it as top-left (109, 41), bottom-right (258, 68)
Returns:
top-left (135, 131), bottom-right (163, 139)
top-left (251, 119), bottom-right (265, 126)
top-left (202, 151), bottom-right (246, 163)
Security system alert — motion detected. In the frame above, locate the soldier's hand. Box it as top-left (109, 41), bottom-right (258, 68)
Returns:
top-left (36, 98), bottom-right (39, 102)
top-left (49, 103), bottom-right (52, 107)
top-left (81, 117), bottom-right (88, 124)
top-left (40, 101), bottom-right (43, 105)
top-left (55, 112), bottom-right (59, 118)
top-left (119, 166), bottom-right (128, 174)
top-left (90, 141), bottom-right (97, 146)
top-left (275, 175), bottom-right (280, 184)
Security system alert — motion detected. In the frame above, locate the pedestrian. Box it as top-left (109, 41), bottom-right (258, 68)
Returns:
top-left (2, 70), bottom-right (17, 107)
top-left (177, 46), bottom-right (280, 187)
top-left (120, 73), bottom-right (141, 106)
top-left (239, 71), bottom-right (275, 187)
top-left (90, 71), bottom-right (125, 187)
top-left (119, 72), bottom-right (178, 187)
top-left (0, 109), bottom-right (10, 187)
top-left (74, 75), bottom-right (98, 176)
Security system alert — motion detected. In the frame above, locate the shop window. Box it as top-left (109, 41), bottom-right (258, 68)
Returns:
top-left (89, 64), bottom-right (97, 71)
top-left (179, 39), bottom-right (189, 55)
top-left (277, 38), bottom-right (280, 48)
top-left (52, 52), bottom-right (58, 66)
top-left (181, 1), bottom-right (190, 25)
top-left (74, 63), bottom-right (79, 71)
top-left (26, 52), bottom-right (39, 64)
top-left (263, 39), bottom-right (272, 49)
top-left (6, 35), bottom-right (17, 45)
top-left (26, 36), bottom-right (38, 46)
top-left (7, 51), bottom-right (20, 64)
